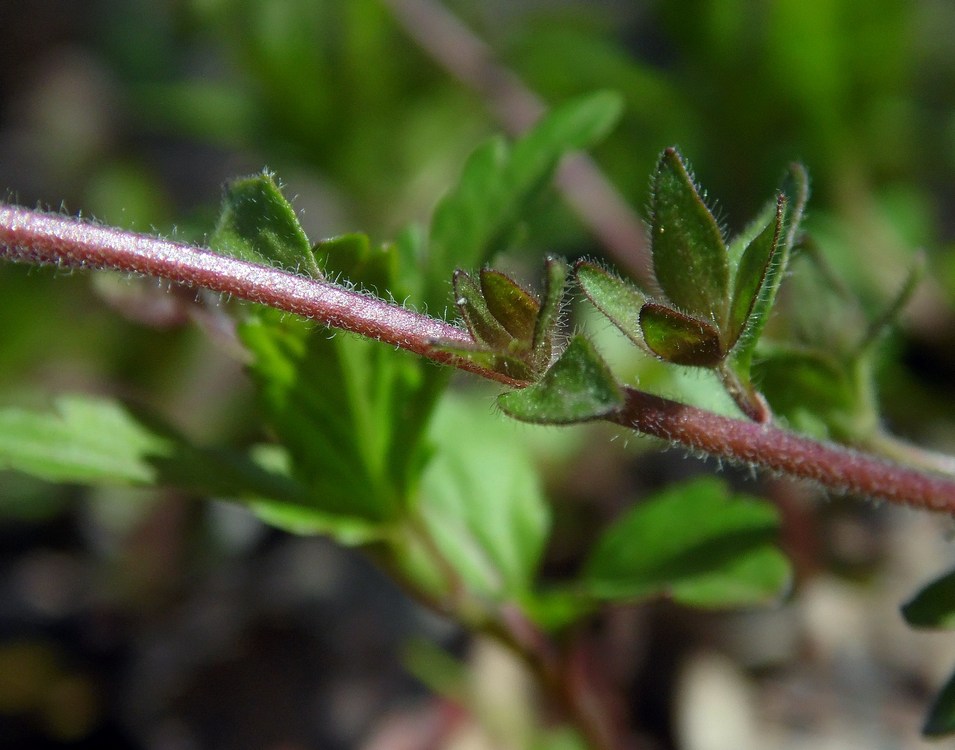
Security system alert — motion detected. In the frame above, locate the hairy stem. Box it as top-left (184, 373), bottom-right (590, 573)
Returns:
top-left (2, 204), bottom-right (955, 513)
top-left (0, 205), bottom-right (521, 386)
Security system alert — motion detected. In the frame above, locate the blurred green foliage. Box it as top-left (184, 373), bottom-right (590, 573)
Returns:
top-left (3, 0), bottom-right (955, 744)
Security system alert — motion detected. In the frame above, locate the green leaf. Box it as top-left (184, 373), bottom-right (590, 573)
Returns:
top-left (314, 233), bottom-right (396, 298)
top-left (582, 477), bottom-right (790, 607)
top-left (239, 312), bottom-right (443, 525)
top-left (0, 395), bottom-right (306, 503)
top-left (454, 269), bottom-right (515, 350)
top-left (210, 172), bottom-right (321, 278)
top-left (923, 670), bottom-right (955, 737)
top-left (531, 256), bottom-right (569, 364)
top-left (727, 195), bottom-right (785, 349)
top-left (480, 269), bottom-right (540, 342)
top-left (639, 301), bottom-right (724, 367)
top-left (0, 396), bottom-right (170, 485)
top-left (650, 148), bottom-right (728, 322)
top-left (409, 395), bottom-right (550, 598)
top-left (902, 570), bottom-right (955, 629)
top-left (753, 346), bottom-right (873, 441)
top-left (574, 261), bottom-right (648, 350)
top-left (426, 92), bottom-right (622, 303)
top-left (498, 335), bottom-right (624, 424)
top-left (729, 163), bottom-right (809, 374)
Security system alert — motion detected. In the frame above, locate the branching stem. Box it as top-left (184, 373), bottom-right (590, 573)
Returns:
top-left (2, 204), bottom-right (955, 513)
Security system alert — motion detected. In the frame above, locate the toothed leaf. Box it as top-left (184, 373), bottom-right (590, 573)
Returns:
top-left (651, 148), bottom-right (728, 321)
top-left (639, 302), bottom-right (724, 367)
top-left (498, 336), bottom-right (624, 424)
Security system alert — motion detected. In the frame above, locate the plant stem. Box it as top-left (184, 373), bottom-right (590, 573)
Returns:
top-left (612, 389), bottom-right (955, 512)
top-left (0, 204), bottom-right (521, 387)
top-left (3, 204), bottom-right (955, 512)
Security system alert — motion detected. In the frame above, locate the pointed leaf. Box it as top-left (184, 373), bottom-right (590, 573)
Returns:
top-left (531, 256), bottom-right (569, 363)
top-left (902, 569), bottom-right (955, 629)
top-left (453, 270), bottom-right (513, 349)
top-left (582, 477), bottom-right (789, 606)
top-left (651, 148), bottom-right (728, 321)
top-left (479, 269), bottom-right (540, 342)
top-left (575, 261), bottom-right (648, 350)
top-left (730, 163), bottom-right (810, 373)
top-left (498, 335), bottom-right (624, 424)
top-left (639, 301), bottom-right (724, 367)
top-left (210, 172), bottom-right (321, 278)
top-left (727, 195), bottom-right (785, 349)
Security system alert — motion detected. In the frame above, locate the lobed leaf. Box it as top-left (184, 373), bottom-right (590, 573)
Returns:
top-left (497, 335), bottom-right (625, 424)
top-left (0, 395), bottom-right (306, 503)
top-left (639, 301), bottom-right (724, 367)
top-left (650, 148), bottom-right (728, 322)
top-left (582, 477), bottom-right (790, 606)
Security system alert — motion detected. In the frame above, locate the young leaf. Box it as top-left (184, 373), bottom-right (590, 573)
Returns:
top-left (726, 195), bottom-right (785, 349)
top-left (454, 269), bottom-right (515, 350)
top-left (582, 477), bottom-right (790, 606)
top-left (902, 569), bottom-right (955, 629)
top-left (498, 335), bottom-right (624, 424)
top-left (210, 172), bottom-right (321, 278)
top-left (531, 256), bottom-right (569, 365)
top-left (728, 163), bottom-right (809, 375)
top-left (639, 301), bottom-right (724, 367)
top-left (480, 269), bottom-right (540, 342)
top-left (575, 261), bottom-right (649, 351)
top-left (651, 148), bottom-right (728, 322)
top-left (923, 671), bottom-right (955, 737)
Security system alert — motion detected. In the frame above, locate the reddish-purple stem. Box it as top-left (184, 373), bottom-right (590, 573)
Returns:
top-left (0, 205), bottom-right (520, 386)
top-left (2, 204), bottom-right (955, 513)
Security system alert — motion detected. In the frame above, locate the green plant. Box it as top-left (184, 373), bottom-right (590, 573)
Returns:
top-left (2, 89), bottom-right (955, 747)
